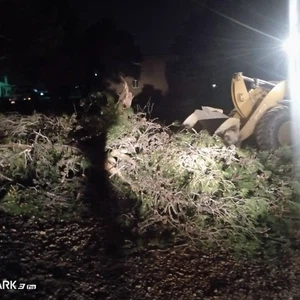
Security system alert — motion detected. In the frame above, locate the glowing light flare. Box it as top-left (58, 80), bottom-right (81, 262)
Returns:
top-left (287, 0), bottom-right (300, 81)
top-left (287, 0), bottom-right (300, 174)
top-left (288, 0), bottom-right (300, 111)
top-left (282, 35), bottom-right (300, 53)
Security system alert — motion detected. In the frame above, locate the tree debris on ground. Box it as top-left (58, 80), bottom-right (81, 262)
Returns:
top-left (105, 106), bottom-right (300, 255)
top-left (0, 112), bottom-right (90, 219)
top-left (0, 91), bottom-right (299, 256)
top-left (1, 91), bottom-right (300, 299)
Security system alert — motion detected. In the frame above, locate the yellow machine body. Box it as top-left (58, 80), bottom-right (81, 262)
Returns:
top-left (182, 72), bottom-right (289, 147)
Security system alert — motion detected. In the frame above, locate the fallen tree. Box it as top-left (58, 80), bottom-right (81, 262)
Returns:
top-left (105, 106), bottom-right (300, 255)
top-left (0, 91), bottom-right (299, 256)
top-left (0, 90), bottom-right (125, 219)
top-left (0, 112), bottom-right (89, 218)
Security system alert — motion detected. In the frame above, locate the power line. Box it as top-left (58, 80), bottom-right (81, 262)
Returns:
top-left (190, 0), bottom-right (283, 42)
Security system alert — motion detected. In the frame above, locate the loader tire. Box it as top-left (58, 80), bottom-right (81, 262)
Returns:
top-left (255, 105), bottom-right (291, 151)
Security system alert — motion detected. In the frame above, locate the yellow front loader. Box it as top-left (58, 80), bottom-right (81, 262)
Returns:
top-left (182, 72), bottom-right (292, 150)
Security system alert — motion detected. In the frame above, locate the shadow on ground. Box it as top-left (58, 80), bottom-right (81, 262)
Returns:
top-left (0, 96), bottom-right (135, 300)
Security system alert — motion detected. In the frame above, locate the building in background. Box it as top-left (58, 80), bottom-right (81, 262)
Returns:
top-left (108, 55), bottom-right (178, 99)
top-left (124, 54), bottom-right (178, 97)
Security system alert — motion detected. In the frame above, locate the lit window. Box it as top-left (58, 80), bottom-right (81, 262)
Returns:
top-left (132, 79), bottom-right (139, 89)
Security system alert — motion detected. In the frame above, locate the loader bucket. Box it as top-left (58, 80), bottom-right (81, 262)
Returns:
top-left (214, 117), bottom-right (241, 146)
top-left (182, 106), bottom-right (229, 134)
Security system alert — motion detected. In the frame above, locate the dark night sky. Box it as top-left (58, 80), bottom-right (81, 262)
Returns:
top-left (70, 0), bottom-right (195, 54)
top-left (69, 0), bottom-right (289, 56)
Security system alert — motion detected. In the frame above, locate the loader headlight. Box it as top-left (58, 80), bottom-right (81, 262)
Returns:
top-left (282, 35), bottom-right (300, 54)
top-left (287, 0), bottom-right (300, 174)
top-left (282, 38), bottom-right (291, 52)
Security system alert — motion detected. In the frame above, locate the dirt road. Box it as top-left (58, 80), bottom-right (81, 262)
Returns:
top-left (0, 212), bottom-right (299, 300)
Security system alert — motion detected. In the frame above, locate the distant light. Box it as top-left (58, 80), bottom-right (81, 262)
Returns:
top-left (40, 92), bottom-right (44, 96)
top-left (94, 73), bottom-right (98, 76)
top-left (75, 86), bottom-right (79, 88)
top-left (33, 89), bottom-right (38, 92)
top-left (212, 84), bottom-right (217, 88)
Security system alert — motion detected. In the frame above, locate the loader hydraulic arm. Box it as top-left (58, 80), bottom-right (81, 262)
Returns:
top-left (231, 72), bottom-right (282, 119)
top-left (241, 75), bottom-right (277, 88)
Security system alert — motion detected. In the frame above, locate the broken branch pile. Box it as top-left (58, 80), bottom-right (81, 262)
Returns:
top-left (0, 112), bottom-right (89, 218)
top-left (0, 89), bottom-right (299, 255)
top-left (106, 108), bottom-right (300, 255)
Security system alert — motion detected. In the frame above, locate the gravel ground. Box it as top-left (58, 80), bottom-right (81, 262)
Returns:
top-left (1, 211), bottom-right (300, 300)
